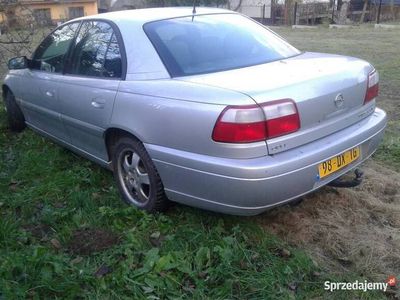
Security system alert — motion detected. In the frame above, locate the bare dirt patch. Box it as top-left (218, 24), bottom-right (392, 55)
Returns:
top-left (257, 160), bottom-right (400, 280)
top-left (23, 223), bottom-right (53, 240)
top-left (67, 228), bottom-right (120, 255)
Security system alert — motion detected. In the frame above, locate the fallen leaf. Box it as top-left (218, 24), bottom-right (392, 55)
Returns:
top-left (50, 238), bottom-right (62, 250)
top-left (94, 264), bottom-right (112, 278)
top-left (142, 286), bottom-right (154, 294)
top-left (288, 282), bottom-right (298, 292)
top-left (280, 248), bottom-right (291, 258)
top-left (54, 202), bottom-right (65, 209)
top-left (198, 271), bottom-right (207, 279)
top-left (251, 253), bottom-right (260, 261)
top-left (312, 271), bottom-right (321, 277)
top-left (92, 192), bottom-right (100, 200)
top-left (239, 260), bottom-right (247, 269)
top-left (149, 231), bottom-right (164, 247)
top-left (182, 280), bottom-right (196, 292)
top-left (9, 180), bottom-right (19, 191)
top-left (150, 231), bottom-right (161, 239)
top-left (71, 257), bottom-right (83, 265)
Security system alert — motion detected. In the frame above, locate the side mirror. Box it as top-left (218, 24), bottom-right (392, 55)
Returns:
top-left (8, 56), bottom-right (29, 70)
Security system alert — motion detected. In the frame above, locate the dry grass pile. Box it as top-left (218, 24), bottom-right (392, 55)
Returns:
top-left (258, 160), bottom-right (400, 281)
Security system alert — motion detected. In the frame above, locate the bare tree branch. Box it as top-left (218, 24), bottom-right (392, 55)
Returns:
top-left (0, 40), bottom-right (30, 44)
top-left (0, 1), bottom-right (53, 73)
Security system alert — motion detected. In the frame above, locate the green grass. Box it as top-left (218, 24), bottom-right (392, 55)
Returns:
top-left (1, 26), bottom-right (397, 299)
top-left (0, 109), bottom-right (384, 299)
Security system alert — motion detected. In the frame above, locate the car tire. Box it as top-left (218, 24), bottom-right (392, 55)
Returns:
top-left (3, 90), bottom-right (26, 132)
top-left (112, 136), bottom-right (168, 212)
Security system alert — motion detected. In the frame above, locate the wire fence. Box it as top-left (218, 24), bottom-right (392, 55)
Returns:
top-left (237, 0), bottom-right (400, 26)
top-left (1, 0), bottom-right (399, 31)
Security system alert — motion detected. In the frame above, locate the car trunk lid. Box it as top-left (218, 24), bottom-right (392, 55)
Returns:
top-left (177, 52), bottom-right (375, 154)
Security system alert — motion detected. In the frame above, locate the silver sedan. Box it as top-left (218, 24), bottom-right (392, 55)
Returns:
top-left (2, 8), bottom-right (386, 215)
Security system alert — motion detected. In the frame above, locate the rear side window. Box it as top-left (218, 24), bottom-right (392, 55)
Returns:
top-left (32, 22), bottom-right (79, 73)
top-left (68, 21), bottom-right (122, 78)
top-left (144, 14), bottom-right (300, 77)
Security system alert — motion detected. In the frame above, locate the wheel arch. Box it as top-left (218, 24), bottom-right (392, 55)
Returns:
top-left (104, 127), bottom-right (143, 162)
top-left (2, 84), bottom-right (10, 98)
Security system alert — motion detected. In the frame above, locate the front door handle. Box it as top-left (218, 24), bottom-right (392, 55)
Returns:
top-left (91, 99), bottom-right (105, 109)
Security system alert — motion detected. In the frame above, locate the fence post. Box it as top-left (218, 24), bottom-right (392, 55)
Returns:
top-left (377, 0), bottom-right (382, 23)
top-left (271, 0), bottom-right (276, 25)
top-left (331, 0), bottom-right (336, 23)
top-left (262, 4), bottom-right (266, 24)
top-left (293, 2), bottom-right (298, 25)
top-left (284, 0), bottom-right (288, 25)
top-left (360, 0), bottom-right (368, 23)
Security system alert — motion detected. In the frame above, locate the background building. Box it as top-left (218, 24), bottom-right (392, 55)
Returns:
top-left (26, 0), bottom-right (98, 24)
top-left (1, 0), bottom-right (98, 26)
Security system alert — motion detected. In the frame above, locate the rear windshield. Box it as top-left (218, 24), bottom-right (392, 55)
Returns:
top-left (144, 13), bottom-right (300, 77)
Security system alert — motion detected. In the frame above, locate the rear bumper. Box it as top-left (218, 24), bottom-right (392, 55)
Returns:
top-left (146, 108), bottom-right (387, 215)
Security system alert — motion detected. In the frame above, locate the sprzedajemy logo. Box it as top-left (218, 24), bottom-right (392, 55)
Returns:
top-left (325, 276), bottom-right (397, 292)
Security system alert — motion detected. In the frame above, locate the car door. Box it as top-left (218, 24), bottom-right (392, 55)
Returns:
top-left (19, 22), bottom-right (80, 142)
top-left (58, 20), bottom-right (124, 162)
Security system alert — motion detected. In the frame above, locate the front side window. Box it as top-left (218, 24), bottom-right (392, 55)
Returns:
top-left (68, 21), bottom-right (122, 78)
top-left (144, 14), bottom-right (300, 77)
top-left (32, 22), bottom-right (79, 73)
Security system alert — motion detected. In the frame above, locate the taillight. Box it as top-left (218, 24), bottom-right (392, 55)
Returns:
top-left (212, 99), bottom-right (300, 143)
top-left (364, 70), bottom-right (379, 104)
top-left (262, 100), bottom-right (300, 139)
top-left (212, 104), bottom-right (266, 143)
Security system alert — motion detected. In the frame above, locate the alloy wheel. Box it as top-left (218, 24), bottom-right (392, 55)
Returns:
top-left (117, 148), bottom-right (151, 206)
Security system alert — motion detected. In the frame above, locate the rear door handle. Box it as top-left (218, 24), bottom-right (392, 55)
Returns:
top-left (40, 86), bottom-right (56, 98)
top-left (91, 99), bottom-right (105, 109)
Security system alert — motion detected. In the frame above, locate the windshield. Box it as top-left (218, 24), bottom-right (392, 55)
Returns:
top-left (144, 13), bottom-right (300, 77)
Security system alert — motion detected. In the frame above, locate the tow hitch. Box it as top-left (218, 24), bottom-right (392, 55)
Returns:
top-left (327, 169), bottom-right (364, 188)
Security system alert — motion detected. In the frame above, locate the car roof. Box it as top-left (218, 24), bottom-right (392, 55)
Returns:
top-left (64, 7), bottom-right (238, 80)
top-left (76, 7), bottom-right (235, 24)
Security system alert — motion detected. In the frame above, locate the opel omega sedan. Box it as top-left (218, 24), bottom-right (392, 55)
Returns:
top-left (2, 8), bottom-right (387, 215)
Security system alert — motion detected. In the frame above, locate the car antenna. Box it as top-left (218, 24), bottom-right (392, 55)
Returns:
top-left (192, 0), bottom-right (196, 21)
top-left (192, 0), bottom-right (197, 14)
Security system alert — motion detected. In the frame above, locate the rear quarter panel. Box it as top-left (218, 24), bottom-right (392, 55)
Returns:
top-left (110, 79), bottom-right (268, 159)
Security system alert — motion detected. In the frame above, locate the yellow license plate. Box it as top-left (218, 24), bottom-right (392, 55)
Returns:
top-left (318, 146), bottom-right (360, 179)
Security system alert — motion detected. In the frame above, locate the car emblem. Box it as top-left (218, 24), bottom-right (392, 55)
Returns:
top-left (335, 93), bottom-right (345, 108)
